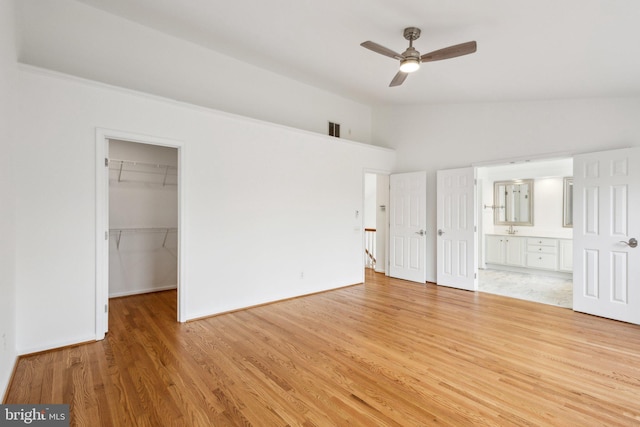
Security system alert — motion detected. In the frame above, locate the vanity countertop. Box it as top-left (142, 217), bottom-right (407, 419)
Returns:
top-left (486, 232), bottom-right (573, 239)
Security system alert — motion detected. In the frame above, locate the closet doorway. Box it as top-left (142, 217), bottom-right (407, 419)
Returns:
top-left (108, 139), bottom-right (178, 298)
top-left (96, 129), bottom-right (185, 339)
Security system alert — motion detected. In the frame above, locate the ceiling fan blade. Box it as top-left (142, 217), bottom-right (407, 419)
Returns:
top-left (361, 41), bottom-right (404, 61)
top-left (389, 71), bottom-right (408, 87)
top-left (420, 41), bottom-right (477, 63)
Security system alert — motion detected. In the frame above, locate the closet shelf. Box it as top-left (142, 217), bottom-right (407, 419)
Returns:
top-left (109, 158), bottom-right (177, 186)
top-left (109, 227), bottom-right (177, 249)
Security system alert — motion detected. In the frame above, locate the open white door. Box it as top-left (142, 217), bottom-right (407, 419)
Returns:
top-left (389, 172), bottom-right (427, 283)
top-left (573, 147), bottom-right (640, 325)
top-left (436, 167), bottom-right (477, 290)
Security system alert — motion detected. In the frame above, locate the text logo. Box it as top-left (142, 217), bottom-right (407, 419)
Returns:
top-left (0, 405), bottom-right (69, 426)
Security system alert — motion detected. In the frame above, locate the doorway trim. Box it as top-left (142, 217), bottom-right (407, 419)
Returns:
top-left (95, 128), bottom-right (186, 340)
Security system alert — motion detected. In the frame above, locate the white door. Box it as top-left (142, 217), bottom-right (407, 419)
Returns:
top-left (389, 172), bottom-right (427, 282)
top-left (436, 167), bottom-right (477, 290)
top-left (573, 147), bottom-right (640, 325)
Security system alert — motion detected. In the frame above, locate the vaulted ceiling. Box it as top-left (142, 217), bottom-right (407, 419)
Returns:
top-left (50, 1), bottom-right (640, 105)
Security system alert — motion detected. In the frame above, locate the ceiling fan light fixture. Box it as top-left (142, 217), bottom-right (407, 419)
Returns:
top-left (399, 58), bottom-right (420, 73)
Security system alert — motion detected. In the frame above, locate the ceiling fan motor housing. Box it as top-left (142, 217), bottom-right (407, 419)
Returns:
top-left (403, 27), bottom-right (421, 41)
top-left (402, 46), bottom-right (420, 60)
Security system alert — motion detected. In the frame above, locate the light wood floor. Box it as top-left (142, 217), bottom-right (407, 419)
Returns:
top-left (5, 270), bottom-right (640, 426)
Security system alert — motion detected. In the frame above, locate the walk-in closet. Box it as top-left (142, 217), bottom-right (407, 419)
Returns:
top-left (108, 139), bottom-right (178, 298)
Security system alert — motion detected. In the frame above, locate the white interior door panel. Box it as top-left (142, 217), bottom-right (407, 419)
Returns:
top-left (389, 172), bottom-right (427, 283)
top-left (573, 147), bottom-right (640, 325)
top-left (436, 167), bottom-right (477, 291)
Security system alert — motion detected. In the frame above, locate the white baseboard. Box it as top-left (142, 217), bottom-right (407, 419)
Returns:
top-left (18, 334), bottom-right (97, 357)
top-left (109, 284), bottom-right (177, 298)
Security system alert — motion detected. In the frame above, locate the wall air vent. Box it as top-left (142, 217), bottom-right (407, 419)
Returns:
top-left (328, 122), bottom-right (341, 138)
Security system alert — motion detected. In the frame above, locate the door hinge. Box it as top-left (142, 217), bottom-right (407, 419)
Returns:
top-left (475, 225), bottom-right (477, 232)
top-left (105, 304), bottom-right (108, 313)
top-left (105, 231), bottom-right (108, 240)
top-left (105, 157), bottom-right (109, 167)
top-left (475, 273), bottom-right (477, 279)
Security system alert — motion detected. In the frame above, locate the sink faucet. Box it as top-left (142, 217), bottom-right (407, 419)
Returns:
top-left (507, 225), bottom-right (517, 235)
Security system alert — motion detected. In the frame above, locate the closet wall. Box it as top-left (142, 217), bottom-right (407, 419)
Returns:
top-left (108, 139), bottom-right (178, 297)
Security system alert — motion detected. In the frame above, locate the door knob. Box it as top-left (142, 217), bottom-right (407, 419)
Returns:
top-left (620, 238), bottom-right (638, 248)
top-left (415, 230), bottom-right (425, 236)
top-left (437, 229), bottom-right (444, 236)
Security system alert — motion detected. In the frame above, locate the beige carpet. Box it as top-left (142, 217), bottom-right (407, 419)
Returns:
top-left (479, 269), bottom-right (572, 308)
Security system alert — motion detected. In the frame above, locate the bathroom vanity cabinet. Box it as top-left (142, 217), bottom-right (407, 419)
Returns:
top-left (485, 235), bottom-right (525, 266)
top-left (486, 234), bottom-right (572, 274)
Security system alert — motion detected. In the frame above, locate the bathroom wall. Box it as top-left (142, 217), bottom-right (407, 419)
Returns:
top-left (479, 158), bottom-right (573, 239)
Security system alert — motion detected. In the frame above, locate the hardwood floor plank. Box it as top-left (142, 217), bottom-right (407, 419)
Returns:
top-left (5, 270), bottom-right (640, 426)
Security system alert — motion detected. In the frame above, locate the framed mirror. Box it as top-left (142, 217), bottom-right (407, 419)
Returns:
top-left (494, 179), bottom-right (534, 226)
top-left (563, 177), bottom-right (573, 228)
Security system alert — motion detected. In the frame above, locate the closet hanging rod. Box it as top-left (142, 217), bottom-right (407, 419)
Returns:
top-left (108, 158), bottom-right (178, 186)
top-left (109, 158), bottom-right (177, 171)
top-left (109, 228), bottom-right (177, 250)
top-left (109, 227), bottom-right (178, 233)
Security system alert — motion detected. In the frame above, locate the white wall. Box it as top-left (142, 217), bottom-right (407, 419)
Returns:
top-left (15, 0), bottom-right (373, 144)
top-left (373, 98), bottom-right (640, 282)
top-left (108, 140), bottom-right (178, 297)
top-left (363, 173), bottom-right (377, 229)
top-left (13, 66), bottom-right (395, 353)
top-left (0, 0), bottom-right (17, 399)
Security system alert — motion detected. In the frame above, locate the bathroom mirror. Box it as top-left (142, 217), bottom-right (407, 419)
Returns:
top-left (494, 179), bottom-right (534, 226)
top-left (563, 177), bottom-right (573, 228)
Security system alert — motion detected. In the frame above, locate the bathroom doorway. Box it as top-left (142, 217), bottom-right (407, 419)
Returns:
top-left (476, 158), bottom-right (573, 308)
